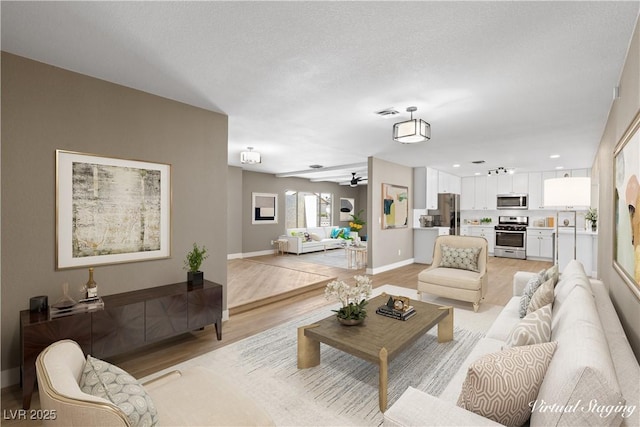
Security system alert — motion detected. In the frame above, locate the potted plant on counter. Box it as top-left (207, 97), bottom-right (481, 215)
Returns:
top-left (184, 243), bottom-right (208, 287)
top-left (586, 208), bottom-right (598, 232)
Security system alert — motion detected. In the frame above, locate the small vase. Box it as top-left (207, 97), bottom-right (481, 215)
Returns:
top-left (338, 317), bottom-right (364, 326)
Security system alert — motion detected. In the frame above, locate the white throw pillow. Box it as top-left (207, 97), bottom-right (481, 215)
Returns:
top-left (506, 304), bottom-right (552, 347)
top-left (80, 355), bottom-right (158, 427)
top-left (457, 341), bottom-right (557, 427)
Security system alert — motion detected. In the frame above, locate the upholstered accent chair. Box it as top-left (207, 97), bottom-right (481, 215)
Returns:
top-left (36, 340), bottom-right (274, 426)
top-left (417, 235), bottom-right (488, 312)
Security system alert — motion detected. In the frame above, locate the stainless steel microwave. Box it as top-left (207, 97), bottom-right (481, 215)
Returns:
top-left (496, 194), bottom-right (528, 210)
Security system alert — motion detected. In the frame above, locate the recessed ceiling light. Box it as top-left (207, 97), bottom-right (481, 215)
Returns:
top-left (474, 172), bottom-right (481, 176)
top-left (309, 164), bottom-right (323, 169)
top-left (471, 160), bottom-right (485, 164)
top-left (555, 166), bottom-right (564, 170)
top-left (550, 154), bottom-right (560, 159)
top-left (453, 164), bottom-right (460, 168)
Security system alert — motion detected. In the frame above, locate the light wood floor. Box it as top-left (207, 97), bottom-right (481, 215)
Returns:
top-left (0, 255), bottom-right (550, 424)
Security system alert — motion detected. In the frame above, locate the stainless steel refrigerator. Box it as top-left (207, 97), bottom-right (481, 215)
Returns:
top-left (428, 193), bottom-right (460, 235)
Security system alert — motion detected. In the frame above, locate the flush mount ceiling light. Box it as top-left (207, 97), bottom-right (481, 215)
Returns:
top-left (240, 147), bottom-right (261, 164)
top-left (393, 106), bottom-right (431, 144)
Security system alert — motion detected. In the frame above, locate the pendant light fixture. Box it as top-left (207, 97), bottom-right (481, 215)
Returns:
top-left (240, 147), bottom-right (261, 164)
top-left (393, 106), bottom-right (431, 144)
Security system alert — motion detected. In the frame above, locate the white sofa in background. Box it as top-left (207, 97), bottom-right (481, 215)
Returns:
top-left (282, 226), bottom-right (357, 255)
top-left (384, 260), bottom-right (640, 427)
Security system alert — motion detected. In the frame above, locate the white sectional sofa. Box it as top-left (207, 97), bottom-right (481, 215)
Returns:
top-left (384, 260), bottom-right (640, 427)
top-left (282, 226), bottom-right (357, 255)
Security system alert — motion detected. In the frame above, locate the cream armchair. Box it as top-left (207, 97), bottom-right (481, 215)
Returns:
top-left (417, 235), bottom-right (488, 312)
top-left (36, 340), bottom-right (274, 426)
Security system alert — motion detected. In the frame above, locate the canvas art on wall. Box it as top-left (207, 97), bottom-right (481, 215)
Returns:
top-left (613, 110), bottom-right (640, 300)
top-left (56, 150), bottom-right (171, 269)
top-left (340, 198), bottom-right (355, 221)
top-left (382, 183), bottom-right (409, 229)
top-left (252, 192), bottom-right (278, 224)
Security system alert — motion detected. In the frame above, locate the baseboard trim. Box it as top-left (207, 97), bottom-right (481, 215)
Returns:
top-left (227, 253), bottom-right (243, 260)
top-left (2, 366), bottom-right (20, 388)
top-left (367, 258), bottom-right (415, 275)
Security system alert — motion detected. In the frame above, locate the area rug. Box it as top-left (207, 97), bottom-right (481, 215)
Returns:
top-left (142, 285), bottom-right (498, 426)
top-left (227, 259), bottom-right (335, 308)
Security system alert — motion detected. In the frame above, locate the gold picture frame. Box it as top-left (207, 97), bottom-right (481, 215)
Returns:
top-left (613, 109), bottom-right (640, 300)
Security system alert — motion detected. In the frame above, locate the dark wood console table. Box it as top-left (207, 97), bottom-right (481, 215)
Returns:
top-left (20, 280), bottom-right (222, 409)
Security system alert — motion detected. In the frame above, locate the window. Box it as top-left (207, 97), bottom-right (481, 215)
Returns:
top-left (285, 191), bottom-right (332, 228)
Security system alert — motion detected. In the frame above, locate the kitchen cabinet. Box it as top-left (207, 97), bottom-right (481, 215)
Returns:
top-left (413, 167), bottom-right (426, 209)
top-left (469, 226), bottom-right (495, 254)
top-left (557, 230), bottom-right (597, 276)
top-left (497, 173), bottom-right (528, 194)
top-left (460, 176), bottom-right (496, 210)
top-left (526, 229), bottom-right (554, 260)
top-left (426, 167), bottom-right (439, 209)
top-left (414, 227), bottom-right (449, 264)
top-left (438, 170), bottom-right (460, 194)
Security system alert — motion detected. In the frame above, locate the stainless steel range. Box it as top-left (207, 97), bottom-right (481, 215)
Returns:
top-left (494, 216), bottom-right (528, 259)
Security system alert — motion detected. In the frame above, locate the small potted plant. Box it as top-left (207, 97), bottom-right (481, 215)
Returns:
top-left (184, 243), bottom-right (208, 287)
top-left (324, 275), bottom-right (373, 325)
top-left (586, 208), bottom-right (598, 232)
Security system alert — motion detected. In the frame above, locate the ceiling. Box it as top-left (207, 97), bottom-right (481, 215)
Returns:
top-left (2, 1), bottom-right (639, 185)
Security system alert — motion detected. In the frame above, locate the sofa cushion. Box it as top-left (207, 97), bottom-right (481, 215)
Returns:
top-left (533, 285), bottom-right (625, 427)
top-left (439, 245), bottom-right (481, 272)
top-left (309, 233), bottom-right (321, 241)
top-left (554, 259), bottom-right (593, 309)
top-left (519, 273), bottom-right (544, 318)
top-left (457, 341), bottom-right (557, 427)
top-left (506, 304), bottom-right (552, 347)
top-left (80, 355), bottom-right (158, 427)
top-left (419, 267), bottom-right (482, 291)
top-left (485, 297), bottom-right (521, 342)
top-left (527, 277), bottom-right (554, 314)
top-left (545, 264), bottom-right (559, 286)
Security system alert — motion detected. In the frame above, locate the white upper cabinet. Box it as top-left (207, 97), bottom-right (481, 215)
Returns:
top-left (461, 177), bottom-right (475, 210)
top-left (461, 176), bottom-right (496, 210)
top-left (497, 173), bottom-right (528, 194)
top-left (426, 167), bottom-right (439, 209)
top-left (438, 171), bottom-right (461, 194)
top-left (528, 172), bottom-right (544, 209)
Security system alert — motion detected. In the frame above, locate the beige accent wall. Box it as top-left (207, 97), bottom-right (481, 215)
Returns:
top-left (240, 171), bottom-right (361, 253)
top-left (1, 53), bottom-right (228, 373)
top-left (594, 15), bottom-right (640, 359)
top-left (227, 166), bottom-right (244, 255)
top-left (368, 157), bottom-right (413, 271)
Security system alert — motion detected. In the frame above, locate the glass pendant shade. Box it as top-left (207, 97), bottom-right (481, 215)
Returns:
top-left (393, 118), bottom-right (431, 144)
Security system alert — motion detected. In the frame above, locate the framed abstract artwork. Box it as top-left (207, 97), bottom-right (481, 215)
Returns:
top-left (613, 110), bottom-right (640, 300)
top-left (56, 150), bottom-right (172, 269)
top-left (340, 197), bottom-right (355, 221)
top-left (252, 192), bottom-right (278, 224)
top-left (382, 183), bottom-right (409, 229)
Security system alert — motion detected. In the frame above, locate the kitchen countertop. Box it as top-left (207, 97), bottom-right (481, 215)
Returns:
top-left (528, 226), bottom-right (598, 236)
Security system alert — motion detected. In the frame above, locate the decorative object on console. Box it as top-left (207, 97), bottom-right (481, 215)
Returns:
top-left (56, 150), bottom-right (171, 269)
top-left (52, 282), bottom-right (77, 309)
top-left (324, 275), bottom-right (373, 325)
top-left (585, 207), bottom-right (598, 231)
top-left (29, 296), bottom-right (48, 313)
top-left (85, 267), bottom-right (98, 298)
top-left (393, 106), bottom-right (431, 144)
top-left (252, 192), bottom-right (278, 224)
top-left (543, 176), bottom-right (591, 264)
top-left (184, 243), bottom-right (208, 288)
top-left (240, 147), bottom-right (261, 164)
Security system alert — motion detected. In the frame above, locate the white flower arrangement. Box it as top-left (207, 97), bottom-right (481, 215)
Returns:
top-left (324, 275), bottom-right (373, 320)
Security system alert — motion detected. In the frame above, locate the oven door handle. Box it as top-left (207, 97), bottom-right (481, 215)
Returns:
top-left (495, 230), bottom-right (526, 234)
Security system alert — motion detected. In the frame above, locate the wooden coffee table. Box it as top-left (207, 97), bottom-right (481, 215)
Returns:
top-left (297, 293), bottom-right (453, 412)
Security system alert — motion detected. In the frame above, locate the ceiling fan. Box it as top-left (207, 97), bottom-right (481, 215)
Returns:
top-left (350, 172), bottom-right (364, 187)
